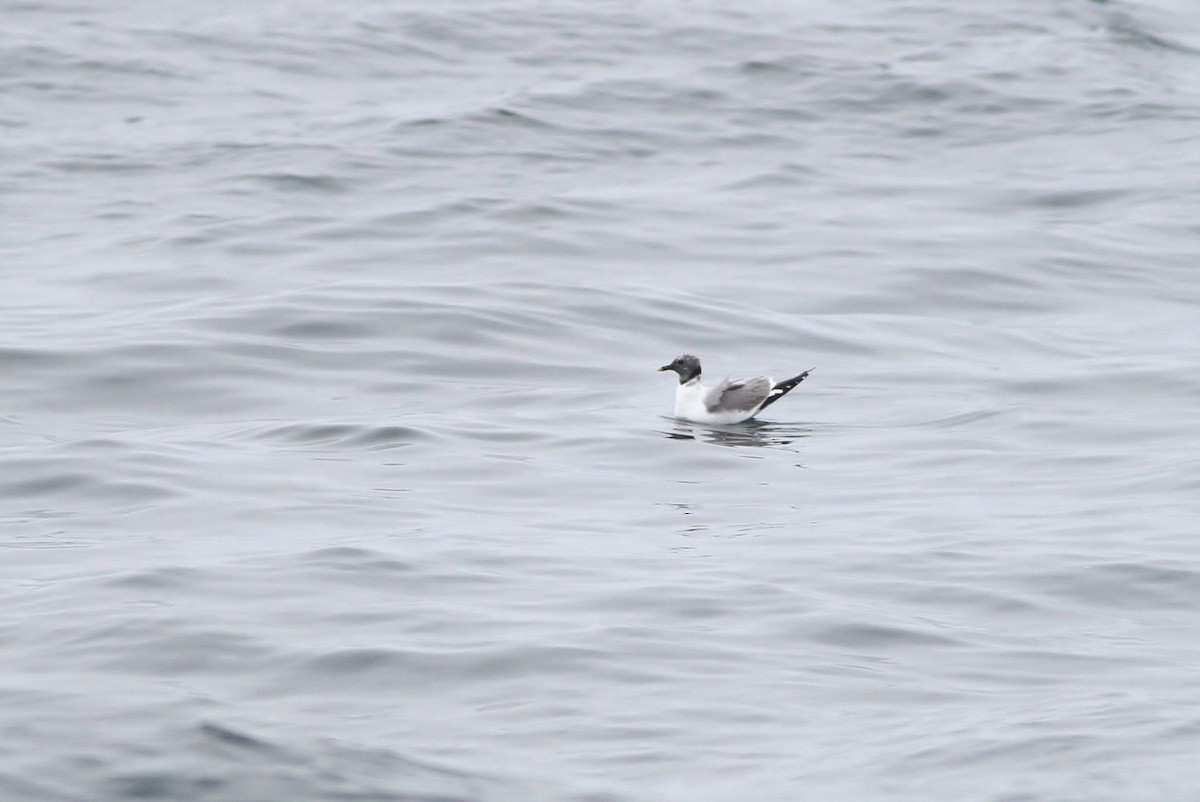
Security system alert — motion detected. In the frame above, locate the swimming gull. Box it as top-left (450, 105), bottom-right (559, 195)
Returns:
top-left (657, 353), bottom-right (812, 424)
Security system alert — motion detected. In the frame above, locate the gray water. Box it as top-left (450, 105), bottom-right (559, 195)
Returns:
top-left (4, 1), bottom-right (1200, 800)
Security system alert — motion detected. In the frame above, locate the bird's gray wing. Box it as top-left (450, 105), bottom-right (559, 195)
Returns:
top-left (704, 376), bottom-right (772, 413)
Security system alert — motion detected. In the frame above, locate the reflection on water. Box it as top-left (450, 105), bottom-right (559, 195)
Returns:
top-left (659, 418), bottom-right (813, 449)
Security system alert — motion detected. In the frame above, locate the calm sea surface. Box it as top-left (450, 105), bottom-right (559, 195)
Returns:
top-left (4, 1), bottom-right (1200, 800)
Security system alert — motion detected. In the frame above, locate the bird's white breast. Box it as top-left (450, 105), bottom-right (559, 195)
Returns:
top-left (674, 379), bottom-right (711, 421)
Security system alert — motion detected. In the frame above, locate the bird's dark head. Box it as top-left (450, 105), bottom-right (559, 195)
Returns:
top-left (657, 353), bottom-right (702, 384)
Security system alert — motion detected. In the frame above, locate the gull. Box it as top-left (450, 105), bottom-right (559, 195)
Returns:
top-left (657, 354), bottom-right (813, 424)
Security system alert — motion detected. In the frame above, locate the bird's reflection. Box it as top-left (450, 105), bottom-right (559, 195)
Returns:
top-left (659, 418), bottom-right (812, 448)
